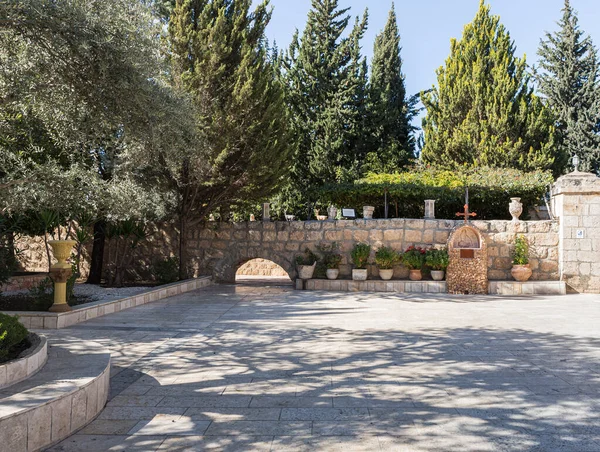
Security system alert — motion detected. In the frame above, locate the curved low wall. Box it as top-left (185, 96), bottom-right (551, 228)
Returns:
top-left (0, 334), bottom-right (47, 389)
top-left (0, 340), bottom-right (110, 451)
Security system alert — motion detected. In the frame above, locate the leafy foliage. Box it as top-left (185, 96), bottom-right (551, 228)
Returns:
top-left (537, 0), bottom-right (600, 174)
top-left (421, 1), bottom-right (561, 174)
top-left (317, 166), bottom-right (553, 220)
top-left (351, 243), bottom-right (371, 269)
top-left (317, 242), bottom-right (343, 270)
top-left (295, 248), bottom-right (319, 266)
top-left (0, 314), bottom-right (28, 362)
top-left (401, 246), bottom-right (427, 270)
top-left (152, 257), bottom-right (180, 285)
top-left (513, 235), bottom-right (530, 265)
top-left (374, 246), bottom-right (401, 270)
top-left (425, 248), bottom-right (449, 271)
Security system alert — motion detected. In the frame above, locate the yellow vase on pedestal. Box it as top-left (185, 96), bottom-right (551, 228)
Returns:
top-left (48, 240), bottom-right (76, 313)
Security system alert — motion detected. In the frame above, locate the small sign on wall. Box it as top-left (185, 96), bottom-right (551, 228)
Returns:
top-left (342, 209), bottom-right (356, 219)
top-left (577, 229), bottom-right (585, 239)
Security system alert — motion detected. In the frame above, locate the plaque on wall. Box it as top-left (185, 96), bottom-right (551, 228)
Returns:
top-left (342, 209), bottom-right (356, 219)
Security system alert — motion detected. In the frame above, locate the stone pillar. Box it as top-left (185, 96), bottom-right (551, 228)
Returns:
top-left (424, 200), bottom-right (435, 219)
top-left (551, 172), bottom-right (600, 293)
top-left (262, 203), bottom-right (270, 222)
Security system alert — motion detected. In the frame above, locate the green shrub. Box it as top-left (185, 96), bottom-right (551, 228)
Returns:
top-left (295, 248), bottom-right (318, 266)
top-left (401, 246), bottom-right (427, 270)
top-left (316, 166), bottom-right (553, 220)
top-left (375, 247), bottom-right (400, 269)
top-left (425, 248), bottom-right (449, 270)
top-left (513, 235), bottom-right (529, 265)
top-left (152, 257), bottom-right (180, 285)
top-left (351, 243), bottom-right (371, 269)
top-left (0, 314), bottom-right (28, 361)
top-left (317, 242), bottom-right (342, 269)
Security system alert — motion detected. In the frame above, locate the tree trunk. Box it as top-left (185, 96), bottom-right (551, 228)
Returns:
top-left (178, 215), bottom-right (188, 281)
top-left (86, 220), bottom-right (106, 284)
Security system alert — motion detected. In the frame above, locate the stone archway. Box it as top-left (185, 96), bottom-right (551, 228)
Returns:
top-left (213, 250), bottom-right (296, 283)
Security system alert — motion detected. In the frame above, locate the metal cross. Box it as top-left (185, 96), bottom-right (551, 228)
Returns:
top-left (456, 187), bottom-right (477, 223)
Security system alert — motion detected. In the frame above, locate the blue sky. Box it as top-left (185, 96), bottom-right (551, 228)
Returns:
top-left (259, 0), bottom-right (600, 100)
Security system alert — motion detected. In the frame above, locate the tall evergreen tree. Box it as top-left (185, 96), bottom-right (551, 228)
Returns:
top-left (282, 0), bottom-right (369, 212)
top-left (167, 0), bottom-right (290, 277)
top-left (365, 3), bottom-right (417, 173)
top-left (537, 0), bottom-right (600, 174)
top-left (421, 1), bottom-right (561, 174)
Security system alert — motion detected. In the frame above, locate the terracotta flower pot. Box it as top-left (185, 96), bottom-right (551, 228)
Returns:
top-left (431, 270), bottom-right (445, 281)
top-left (326, 269), bottom-right (339, 280)
top-left (511, 264), bottom-right (532, 282)
top-left (379, 269), bottom-right (394, 280)
top-left (409, 269), bottom-right (422, 281)
top-left (352, 269), bottom-right (368, 281)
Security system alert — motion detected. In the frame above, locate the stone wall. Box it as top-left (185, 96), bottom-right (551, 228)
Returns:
top-left (187, 219), bottom-right (559, 283)
top-left (552, 172), bottom-right (600, 293)
top-left (237, 259), bottom-right (289, 277)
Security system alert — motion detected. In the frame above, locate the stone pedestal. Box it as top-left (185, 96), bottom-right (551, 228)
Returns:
top-left (48, 240), bottom-right (76, 312)
top-left (551, 172), bottom-right (600, 293)
top-left (447, 225), bottom-right (488, 294)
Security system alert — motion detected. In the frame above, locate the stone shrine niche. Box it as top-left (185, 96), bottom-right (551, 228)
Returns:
top-left (446, 225), bottom-right (488, 294)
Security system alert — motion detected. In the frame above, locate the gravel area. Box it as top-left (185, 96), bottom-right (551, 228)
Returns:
top-left (72, 284), bottom-right (152, 303)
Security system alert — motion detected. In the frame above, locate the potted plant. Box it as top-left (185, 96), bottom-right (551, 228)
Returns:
top-left (351, 242), bottom-right (371, 281)
top-left (511, 235), bottom-right (532, 282)
top-left (327, 205), bottom-right (338, 220)
top-left (425, 248), bottom-right (449, 281)
top-left (295, 248), bottom-right (318, 280)
top-left (375, 246), bottom-right (400, 280)
top-left (401, 246), bottom-right (427, 281)
top-left (317, 242), bottom-right (342, 280)
top-left (363, 206), bottom-right (375, 219)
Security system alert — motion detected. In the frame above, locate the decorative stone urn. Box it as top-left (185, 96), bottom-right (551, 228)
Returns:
top-left (379, 269), bottom-right (394, 280)
top-left (48, 240), bottom-right (76, 312)
top-left (326, 269), bottom-right (339, 280)
top-left (327, 206), bottom-right (338, 220)
top-left (352, 269), bottom-right (368, 281)
top-left (297, 262), bottom-right (316, 280)
top-left (509, 197), bottom-right (523, 222)
top-left (409, 269), bottom-right (422, 281)
top-left (511, 264), bottom-right (532, 282)
top-left (431, 270), bottom-right (445, 281)
top-left (363, 206), bottom-right (375, 220)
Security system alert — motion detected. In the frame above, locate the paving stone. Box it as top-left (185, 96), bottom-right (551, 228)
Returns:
top-left (157, 435), bottom-right (273, 451)
top-left (127, 417), bottom-right (211, 436)
top-left (204, 420), bottom-right (312, 436)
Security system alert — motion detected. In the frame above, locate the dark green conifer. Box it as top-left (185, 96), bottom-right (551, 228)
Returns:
top-left (365, 3), bottom-right (417, 173)
top-left (537, 0), bottom-right (600, 173)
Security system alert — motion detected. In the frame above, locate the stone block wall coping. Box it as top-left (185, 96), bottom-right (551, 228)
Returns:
top-left (552, 172), bottom-right (600, 195)
top-left (3, 276), bottom-right (212, 330)
top-left (0, 339), bottom-right (110, 451)
top-left (0, 334), bottom-right (47, 390)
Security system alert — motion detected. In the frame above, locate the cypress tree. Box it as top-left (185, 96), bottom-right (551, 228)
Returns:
top-left (365, 3), bottom-right (417, 174)
top-left (282, 0), bottom-right (369, 207)
top-left (421, 1), bottom-right (559, 174)
top-left (168, 0), bottom-right (290, 277)
top-left (537, 0), bottom-right (600, 174)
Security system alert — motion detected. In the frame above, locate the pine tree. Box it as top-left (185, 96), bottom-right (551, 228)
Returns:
top-left (282, 0), bottom-right (369, 207)
top-left (365, 3), bottom-right (417, 174)
top-left (168, 0), bottom-right (290, 277)
top-left (421, 1), bottom-right (560, 174)
top-left (537, 0), bottom-right (600, 174)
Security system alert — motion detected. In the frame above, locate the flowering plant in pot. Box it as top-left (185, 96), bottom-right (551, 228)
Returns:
top-left (511, 235), bottom-right (532, 282)
top-left (401, 246), bottom-right (426, 281)
top-left (375, 246), bottom-right (400, 280)
top-left (295, 248), bottom-right (318, 280)
top-left (351, 242), bottom-right (371, 281)
top-left (317, 242), bottom-right (342, 280)
top-left (425, 248), bottom-right (449, 281)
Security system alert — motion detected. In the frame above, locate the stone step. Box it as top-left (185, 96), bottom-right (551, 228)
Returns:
top-left (0, 339), bottom-right (110, 451)
top-left (303, 279), bottom-right (567, 296)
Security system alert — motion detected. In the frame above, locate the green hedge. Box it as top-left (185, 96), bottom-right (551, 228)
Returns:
top-left (0, 313), bottom-right (28, 362)
top-left (316, 167), bottom-right (553, 220)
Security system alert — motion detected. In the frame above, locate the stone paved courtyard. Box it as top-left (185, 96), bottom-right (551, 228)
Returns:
top-left (46, 281), bottom-right (600, 451)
